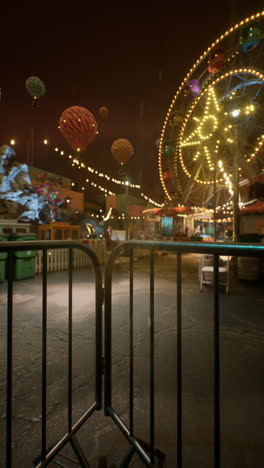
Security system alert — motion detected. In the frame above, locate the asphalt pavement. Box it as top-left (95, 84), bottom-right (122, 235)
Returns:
top-left (0, 253), bottom-right (263, 467)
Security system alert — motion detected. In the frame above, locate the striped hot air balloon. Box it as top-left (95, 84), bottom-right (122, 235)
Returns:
top-left (111, 138), bottom-right (133, 165)
top-left (58, 106), bottom-right (98, 152)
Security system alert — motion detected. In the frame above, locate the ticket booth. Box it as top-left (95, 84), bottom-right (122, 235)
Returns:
top-left (38, 222), bottom-right (80, 241)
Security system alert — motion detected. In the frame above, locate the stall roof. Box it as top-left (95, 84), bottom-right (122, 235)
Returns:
top-left (241, 199), bottom-right (264, 214)
top-left (143, 206), bottom-right (187, 216)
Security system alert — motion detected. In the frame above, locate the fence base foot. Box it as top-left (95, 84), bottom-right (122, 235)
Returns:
top-left (119, 439), bottom-right (165, 467)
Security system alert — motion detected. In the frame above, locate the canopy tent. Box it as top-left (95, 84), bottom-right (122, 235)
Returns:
top-left (241, 199), bottom-right (264, 214)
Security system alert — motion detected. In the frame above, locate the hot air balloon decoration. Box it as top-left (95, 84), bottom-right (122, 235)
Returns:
top-left (155, 138), bottom-right (161, 149)
top-left (111, 138), bottom-right (133, 165)
top-left (240, 21), bottom-right (262, 53)
top-left (163, 144), bottom-right (174, 157)
top-left (59, 106), bottom-right (98, 152)
top-left (208, 47), bottom-right (226, 74)
top-left (163, 171), bottom-right (171, 180)
top-left (25, 76), bottom-right (46, 103)
top-left (188, 79), bottom-right (201, 97)
top-left (168, 110), bottom-right (183, 127)
top-left (98, 106), bottom-right (109, 119)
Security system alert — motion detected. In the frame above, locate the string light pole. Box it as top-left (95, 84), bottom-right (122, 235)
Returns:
top-left (124, 179), bottom-right (129, 240)
top-left (111, 138), bottom-right (134, 241)
top-left (222, 91), bottom-right (256, 242)
top-left (232, 123), bottom-right (240, 242)
top-left (229, 100), bottom-right (255, 242)
top-left (25, 76), bottom-right (46, 166)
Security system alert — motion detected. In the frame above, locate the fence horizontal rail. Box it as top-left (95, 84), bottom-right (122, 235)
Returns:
top-left (0, 239), bottom-right (102, 253)
top-left (106, 239), bottom-right (264, 259)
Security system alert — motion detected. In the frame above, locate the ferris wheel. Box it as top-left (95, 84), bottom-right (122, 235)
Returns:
top-left (159, 10), bottom-right (264, 206)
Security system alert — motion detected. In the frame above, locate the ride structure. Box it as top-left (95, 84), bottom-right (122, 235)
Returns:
top-left (159, 10), bottom-right (264, 213)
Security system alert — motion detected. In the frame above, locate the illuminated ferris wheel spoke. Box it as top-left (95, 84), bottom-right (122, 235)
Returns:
top-left (180, 156), bottom-right (205, 203)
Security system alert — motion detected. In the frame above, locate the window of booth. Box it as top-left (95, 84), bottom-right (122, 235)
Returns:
top-left (72, 229), bottom-right (78, 240)
top-left (54, 229), bottom-right (62, 240)
top-left (64, 229), bottom-right (71, 239)
top-left (40, 229), bottom-right (51, 240)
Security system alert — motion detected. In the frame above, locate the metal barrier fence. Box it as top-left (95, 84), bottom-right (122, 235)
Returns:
top-left (0, 240), bottom-right (104, 468)
top-left (104, 240), bottom-right (264, 468)
top-left (0, 239), bottom-right (263, 467)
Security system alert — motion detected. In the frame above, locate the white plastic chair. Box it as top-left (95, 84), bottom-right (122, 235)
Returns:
top-left (199, 254), bottom-right (230, 294)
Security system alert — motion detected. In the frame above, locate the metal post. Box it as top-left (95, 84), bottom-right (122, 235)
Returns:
top-left (6, 250), bottom-right (14, 468)
top-left (213, 148), bottom-right (217, 242)
top-left (213, 254), bottom-right (220, 468)
top-left (233, 125), bottom-right (240, 243)
top-left (176, 253), bottom-right (182, 468)
top-left (125, 184), bottom-right (129, 240)
top-left (129, 249), bottom-right (134, 436)
top-left (42, 249), bottom-right (48, 461)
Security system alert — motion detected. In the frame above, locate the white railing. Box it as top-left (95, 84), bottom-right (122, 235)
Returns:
top-left (35, 239), bottom-right (106, 273)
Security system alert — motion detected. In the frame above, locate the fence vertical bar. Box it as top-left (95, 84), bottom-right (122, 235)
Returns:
top-left (150, 250), bottom-right (155, 464)
top-left (6, 250), bottom-right (14, 468)
top-left (41, 249), bottom-right (48, 461)
top-left (68, 248), bottom-right (73, 432)
top-left (104, 253), bottom-right (113, 414)
top-left (176, 252), bottom-right (182, 468)
top-left (95, 255), bottom-right (103, 410)
top-left (129, 248), bottom-right (134, 436)
top-left (213, 254), bottom-right (220, 468)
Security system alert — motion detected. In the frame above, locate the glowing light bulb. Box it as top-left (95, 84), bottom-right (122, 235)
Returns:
top-left (231, 109), bottom-right (240, 118)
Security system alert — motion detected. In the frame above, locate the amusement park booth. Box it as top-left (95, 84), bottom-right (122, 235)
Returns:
top-left (38, 222), bottom-right (81, 241)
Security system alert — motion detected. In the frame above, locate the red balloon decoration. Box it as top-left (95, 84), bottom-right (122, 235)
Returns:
top-left (208, 47), bottom-right (226, 74)
top-left (163, 171), bottom-right (171, 180)
top-left (59, 106), bottom-right (97, 151)
top-left (111, 138), bottom-right (133, 165)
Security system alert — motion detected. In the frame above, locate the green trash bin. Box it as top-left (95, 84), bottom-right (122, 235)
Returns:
top-left (9, 233), bottom-right (38, 281)
top-left (0, 234), bottom-right (9, 282)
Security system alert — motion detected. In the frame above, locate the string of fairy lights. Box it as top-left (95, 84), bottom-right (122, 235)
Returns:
top-left (8, 135), bottom-right (251, 222)
top-left (53, 142), bottom-right (248, 220)
top-left (53, 146), bottom-right (164, 207)
top-left (10, 134), bottom-right (248, 222)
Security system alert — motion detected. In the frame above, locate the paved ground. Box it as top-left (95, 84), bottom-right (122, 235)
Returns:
top-left (0, 252), bottom-right (263, 467)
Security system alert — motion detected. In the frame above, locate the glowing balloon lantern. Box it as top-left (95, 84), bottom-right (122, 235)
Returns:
top-left (240, 21), bottom-right (262, 53)
top-left (25, 76), bottom-right (46, 100)
top-left (111, 138), bottom-right (133, 165)
top-left (163, 145), bottom-right (174, 156)
top-left (208, 47), bottom-right (226, 74)
top-left (98, 106), bottom-right (109, 119)
top-left (59, 106), bottom-right (98, 152)
top-left (163, 171), bottom-right (171, 180)
top-left (188, 79), bottom-right (201, 96)
top-left (169, 110), bottom-right (183, 127)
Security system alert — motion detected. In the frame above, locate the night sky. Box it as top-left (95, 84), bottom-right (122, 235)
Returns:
top-left (1, 1), bottom-right (263, 202)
